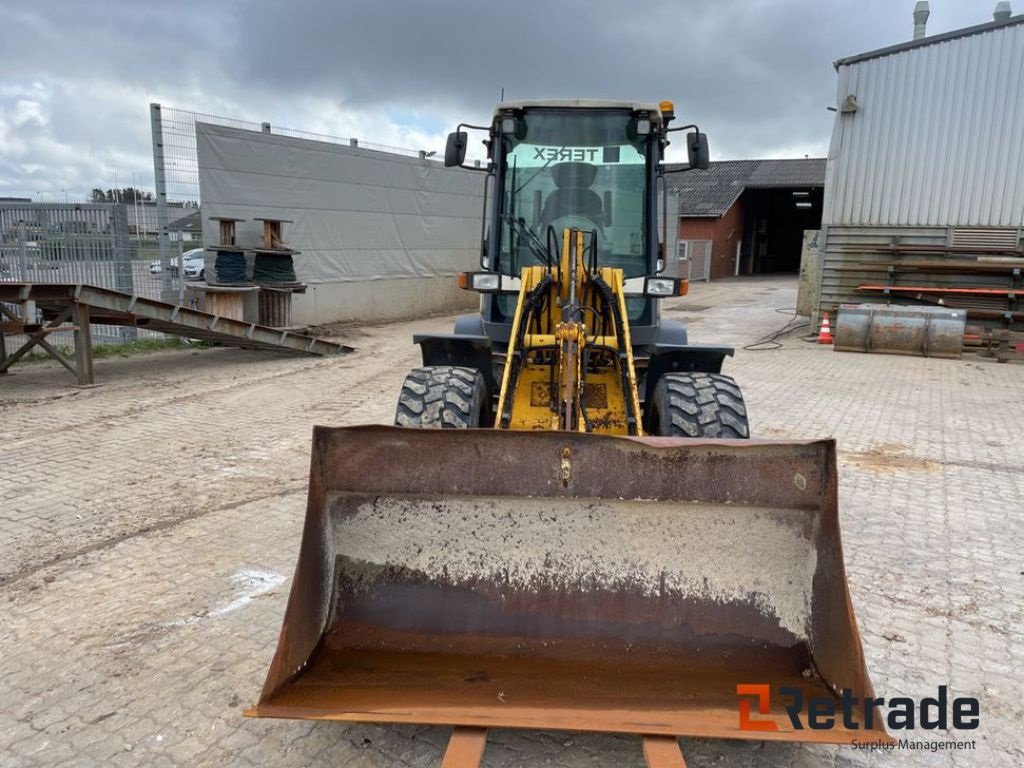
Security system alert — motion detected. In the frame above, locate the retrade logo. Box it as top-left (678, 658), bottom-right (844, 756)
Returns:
top-left (736, 684), bottom-right (980, 732)
top-left (736, 684), bottom-right (778, 731)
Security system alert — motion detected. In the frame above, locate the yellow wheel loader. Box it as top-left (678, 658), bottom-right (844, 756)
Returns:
top-left (248, 100), bottom-right (888, 766)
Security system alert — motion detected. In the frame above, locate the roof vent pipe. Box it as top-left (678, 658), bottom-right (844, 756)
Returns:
top-left (913, 1), bottom-right (930, 39)
top-left (994, 1), bottom-right (1012, 21)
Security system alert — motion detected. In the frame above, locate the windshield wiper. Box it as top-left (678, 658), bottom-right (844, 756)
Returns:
top-left (504, 214), bottom-right (553, 268)
top-left (513, 154), bottom-right (557, 196)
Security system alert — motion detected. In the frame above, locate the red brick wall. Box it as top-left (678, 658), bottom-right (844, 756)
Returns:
top-left (678, 199), bottom-right (745, 280)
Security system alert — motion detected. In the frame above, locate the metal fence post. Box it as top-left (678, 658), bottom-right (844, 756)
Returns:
top-left (151, 103), bottom-right (173, 300)
top-left (111, 204), bottom-right (134, 294)
top-left (111, 203), bottom-right (138, 341)
top-left (177, 238), bottom-right (185, 305)
top-left (16, 218), bottom-right (36, 324)
top-left (17, 219), bottom-right (28, 281)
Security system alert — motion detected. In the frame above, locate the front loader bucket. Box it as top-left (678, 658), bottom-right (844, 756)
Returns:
top-left (248, 425), bottom-right (887, 744)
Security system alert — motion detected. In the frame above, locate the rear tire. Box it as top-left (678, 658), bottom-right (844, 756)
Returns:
top-left (647, 373), bottom-right (750, 438)
top-left (394, 366), bottom-right (490, 428)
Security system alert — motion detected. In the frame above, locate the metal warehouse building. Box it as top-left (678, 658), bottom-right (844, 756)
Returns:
top-left (815, 8), bottom-right (1024, 329)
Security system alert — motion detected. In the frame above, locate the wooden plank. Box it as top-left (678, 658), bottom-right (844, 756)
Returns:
top-left (71, 302), bottom-right (94, 386)
top-left (441, 727), bottom-right (488, 768)
top-left (0, 284), bottom-right (76, 302)
top-left (205, 291), bottom-right (246, 322)
top-left (35, 336), bottom-right (78, 377)
top-left (642, 736), bottom-right (686, 768)
top-left (0, 306), bottom-right (74, 374)
top-left (0, 323), bottom-right (79, 334)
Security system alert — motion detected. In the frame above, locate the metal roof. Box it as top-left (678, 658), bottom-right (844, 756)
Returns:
top-left (167, 209), bottom-right (201, 231)
top-left (834, 14), bottom-right (1024, 67)
top-left (496, 99), bottom-right (664, 114)
top-left (669, 158), bottom-right (826, 217)
top-left (747, 158), bottom-right (827, 188)
top-left (494, 100), bottom-right (667, 130)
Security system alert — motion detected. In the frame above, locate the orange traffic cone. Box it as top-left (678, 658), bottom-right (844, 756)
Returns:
top-left (817, 311), bottom-right (834, 344)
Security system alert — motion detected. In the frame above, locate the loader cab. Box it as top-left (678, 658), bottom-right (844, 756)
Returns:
top-left (455, 101), bottom-right (678, 350)
top-left (493, 108), bottom-right (655, 279)
top-left (430, 100), bottom-right (732, 399)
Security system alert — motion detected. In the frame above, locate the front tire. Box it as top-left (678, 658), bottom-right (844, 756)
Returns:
top-left (394, 366), bottom-right (490, 428)
top-left (647, 373), bottom-right (750, 438)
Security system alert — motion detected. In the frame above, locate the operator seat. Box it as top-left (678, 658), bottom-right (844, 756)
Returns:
top-left (541, 162), bottom-right (604, 230)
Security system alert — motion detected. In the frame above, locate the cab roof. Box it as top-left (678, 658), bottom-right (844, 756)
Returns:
top-left (495, 99), bottom-right (666, 123)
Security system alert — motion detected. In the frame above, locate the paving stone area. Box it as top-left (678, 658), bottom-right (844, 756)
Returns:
top-left (1, 276), bottom-right (1021, 767)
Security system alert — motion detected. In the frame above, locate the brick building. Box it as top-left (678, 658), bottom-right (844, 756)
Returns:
top-left (670, 158), bottom-right (825, 280)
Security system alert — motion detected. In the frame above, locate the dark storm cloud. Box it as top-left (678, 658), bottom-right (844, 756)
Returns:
top-left (224, 0), bottom-right (992, 154)
top-left (0, 0), bottom-right (998, 197)
top-left (224, 0), bottom-right (847, 157)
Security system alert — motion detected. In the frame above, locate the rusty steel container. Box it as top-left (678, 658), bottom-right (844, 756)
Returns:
top-left (835, 303), bottom-right (965, 358)
top-left (248, 425), bottom-right (888, 745)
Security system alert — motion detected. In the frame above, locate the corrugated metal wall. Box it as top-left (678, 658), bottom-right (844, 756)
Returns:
top-left (818, 224), bottom-right (1023, 322)
top-left (816, 21), bottom-right (1024, 326)
top-left (820, 225), bottom-right (945, 314)
top-left (822, 21), bottom-right (1024, 228)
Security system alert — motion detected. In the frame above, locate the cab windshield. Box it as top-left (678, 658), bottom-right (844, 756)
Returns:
top-left (499, 110), bottom-right (650, 278)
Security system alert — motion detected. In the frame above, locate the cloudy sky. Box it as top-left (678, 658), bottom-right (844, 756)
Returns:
top-left (0, 0), bottom-right (996, 200)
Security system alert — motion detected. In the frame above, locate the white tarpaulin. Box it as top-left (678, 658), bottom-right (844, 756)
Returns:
top-left (196, 123), bottom-right (485, 287)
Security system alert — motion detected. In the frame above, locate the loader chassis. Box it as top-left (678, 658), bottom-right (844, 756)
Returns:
top-left (410, 101), bottom-right (744, 435)
top-left (249, 100), bottom-right (884, 767)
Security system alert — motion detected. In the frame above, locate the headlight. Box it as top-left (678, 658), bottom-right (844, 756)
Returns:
top-left (457, 272), bottom-right (501, 292)
top-left (643, 278), bottom-right (688, 297)
top-left (471, 273), bottom-right (500, 291)
top-left (645, 278), bottom-right (676, 296)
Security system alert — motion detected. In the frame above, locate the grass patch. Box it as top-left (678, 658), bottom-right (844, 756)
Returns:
top-left (20, 337), bottom-right (193, 363)
top-left (93, 338), bottom-right (192, 359)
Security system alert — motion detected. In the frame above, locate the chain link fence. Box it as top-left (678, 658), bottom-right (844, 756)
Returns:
top-left (0, 105), bottom-right (424, 361)
top-left (0, 202), bottom-right (149, 349)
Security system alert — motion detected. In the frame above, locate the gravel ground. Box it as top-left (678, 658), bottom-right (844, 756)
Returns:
top-left (1, 275), bottom-right (1021, 767)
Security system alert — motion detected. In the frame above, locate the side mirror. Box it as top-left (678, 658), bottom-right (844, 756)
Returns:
top-left (687, 132), bottom-right (710, 170)
top-left (445, 131), bottom-right (468, 167)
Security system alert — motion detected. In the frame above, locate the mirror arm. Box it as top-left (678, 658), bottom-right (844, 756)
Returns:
top-left (662, 123), bottom-right (706, 173)
top-left (446, 123), bottom-right (493, 173)
top-left (454, 123), bottom-right (493, 172)
top-left (665, 123), bottom-right (699, 134)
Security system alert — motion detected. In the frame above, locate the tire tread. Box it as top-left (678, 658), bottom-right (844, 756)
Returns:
top-left (649, 372), bottom-right (750, 439)
top-left (394, 366), bottom-right (488, 428)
